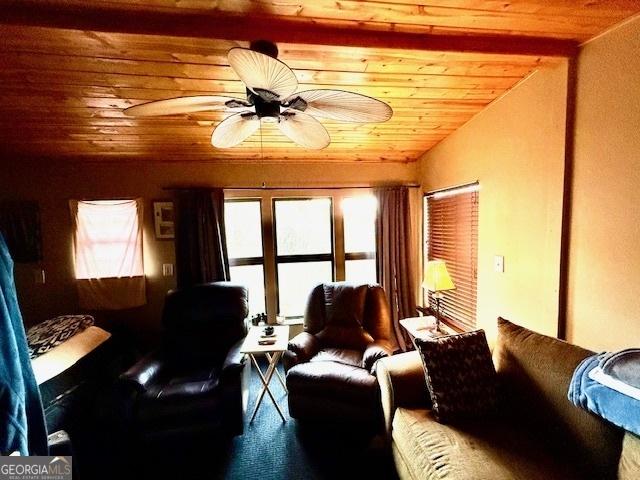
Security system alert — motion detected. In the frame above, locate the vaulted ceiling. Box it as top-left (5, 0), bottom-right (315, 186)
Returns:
top-left (1, 1), bottom-right (638, 163)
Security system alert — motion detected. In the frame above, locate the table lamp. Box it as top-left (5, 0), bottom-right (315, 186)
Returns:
top-left (423, 260), bottom-right (455, 331)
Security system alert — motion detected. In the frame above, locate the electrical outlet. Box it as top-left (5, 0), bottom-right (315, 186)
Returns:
top-left (494, 255), bottom-right (504, 273)
top-left (162, 263), bottom-right (174, 277)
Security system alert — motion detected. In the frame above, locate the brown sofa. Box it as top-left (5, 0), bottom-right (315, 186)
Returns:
top-left (377, 317), bottom-right (640, 480)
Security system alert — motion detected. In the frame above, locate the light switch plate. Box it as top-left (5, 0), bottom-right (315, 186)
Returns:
top-left (162, 263), bottom-right (174, 277)
top-left (494, 255), bottom-right (504, 273)
top-left (34, 269), bottom-right (45, 284)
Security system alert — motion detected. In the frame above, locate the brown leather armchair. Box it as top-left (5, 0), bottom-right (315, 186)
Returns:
top-left (117, 282), bottom-right (249, 443)
top-left (284, 282), bottom-right (394, 425)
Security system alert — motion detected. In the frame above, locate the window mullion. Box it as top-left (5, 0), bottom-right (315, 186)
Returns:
top-left (262, 194), bottom-right (278, 324)
top-left (229, 256), bottom-right (264, 267)
top-left (334, 192), bottom-right (346, 281)
top-left (344, 251), bottom-right (375, 261)
top-left (276, 253), bottom-right (333, 263)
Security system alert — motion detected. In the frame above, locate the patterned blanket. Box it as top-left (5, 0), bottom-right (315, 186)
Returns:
top-left (27, 315), bottom-right (94, 359)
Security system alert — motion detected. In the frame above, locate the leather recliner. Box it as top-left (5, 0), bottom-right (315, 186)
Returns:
top-left (284, 282), bottom-right (394, 426)
top-left (117, 282), bottom-right (249, 442)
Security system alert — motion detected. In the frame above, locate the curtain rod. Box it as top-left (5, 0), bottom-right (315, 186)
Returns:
top-left (163, 183), bottom-right (420, 191)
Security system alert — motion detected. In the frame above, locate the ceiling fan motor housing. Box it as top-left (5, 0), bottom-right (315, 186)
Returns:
top-left (248, 89), bottom-right (282, 122)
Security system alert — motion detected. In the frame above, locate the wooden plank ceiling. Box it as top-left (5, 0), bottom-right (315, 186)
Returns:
top-left (0, 1), bottom-right (637, 163)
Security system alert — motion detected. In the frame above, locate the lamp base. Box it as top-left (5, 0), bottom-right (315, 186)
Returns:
top-left (429, 292), bottom-right (445, 332)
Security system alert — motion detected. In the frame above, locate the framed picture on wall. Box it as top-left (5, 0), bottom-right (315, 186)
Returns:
top-left (153, 201), bottom-right (175, 239)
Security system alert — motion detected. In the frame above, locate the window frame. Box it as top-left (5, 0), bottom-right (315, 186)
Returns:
top-left (272, 196), bottom-right (335, 318)
top-left (423, 182), bottom-right (479, 331)
top-left (342, 195), bottom-right (378, 282)
top-left (224, 197), bottom-right (267, 316)
top-left (224, 189), bottom-right (378, 322)
top-left (225, 197), bottom-right (266, 269)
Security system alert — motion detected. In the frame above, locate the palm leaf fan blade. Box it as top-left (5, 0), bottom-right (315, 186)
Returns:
top-left (277, 111), bottom-right (330, 150)
top-left (284, 90), bottom-right (393, 123)
top-left (228, 48), bottom-right (298, 100)
top-left (211, 113), bottom-right (260, 148)
top-left (123, 96), bottom-right (251, 116)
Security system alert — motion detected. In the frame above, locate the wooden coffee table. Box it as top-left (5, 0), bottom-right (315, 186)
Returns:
top-left (240, 325), bottom-right (289, 422)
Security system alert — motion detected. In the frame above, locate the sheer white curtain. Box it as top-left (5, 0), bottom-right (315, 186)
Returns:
top-left (69, 199), bottom-right (146, 309)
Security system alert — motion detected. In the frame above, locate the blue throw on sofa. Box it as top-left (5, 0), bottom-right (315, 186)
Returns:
top-left (569, 353), bottom-right (640, 436)
top-left (0, 233), bottom-right (48, 455)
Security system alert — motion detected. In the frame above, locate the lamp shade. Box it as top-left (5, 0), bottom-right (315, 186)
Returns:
top-left (423, 260), bottom-right (455, 292)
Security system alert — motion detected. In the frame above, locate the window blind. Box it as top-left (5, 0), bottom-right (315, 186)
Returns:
top-left (425, 185), bottom-right (479, 329)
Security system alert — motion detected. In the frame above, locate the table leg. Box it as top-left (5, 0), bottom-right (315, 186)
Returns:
top-left (249, 354), bottom-right (274, 422)
top-left (265, 352), bottom-right (287, 392)
top-left (260, 353), bottom-right (286, 421)
top-left (249, 353), bottom-right (286, 423)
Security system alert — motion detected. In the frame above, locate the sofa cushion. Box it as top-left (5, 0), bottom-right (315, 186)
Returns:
top-left (287, 361), bottom-right (378, 404)
top-left (323, 282), bottom-right (367, 326)
top-left (415, 330), bottom-right (498, 422)
top-left (138, 377), bottom-right (222, 426)
top-left (392, 407), bottom-right (582, 480)
top-left (287, 360), bottom-right (382, 424)
top-left (619, 433), bottom-right (640, 480)
top-left (310, 348), bottom-right (363, 368)
top-left (494, 318), bottom-right (623, 479)
top-left (315, 283), bottom-right (374, 350)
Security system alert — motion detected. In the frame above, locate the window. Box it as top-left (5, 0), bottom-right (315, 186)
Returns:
top-left (274, 198), bottom-right (334, 317)
top-left (70, 198), bottom-right (145, 310)
top-left (424, 184), bottom-right (479, 330)
top-left (342, 196), bottom-right (377, 283)
top-left (224, 199), bottom-right (266, 318)
top-left (224, 190), bottom-right (379, 321)
top-left (72, 199), bottom-right (144, 280)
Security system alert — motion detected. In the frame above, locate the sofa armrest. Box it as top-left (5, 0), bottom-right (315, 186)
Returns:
top-left (221, 337), bottom-right (247, 382)
top-left (283, 332), bottom-right (320, 372)
top-left (376, 351), bottom-right (430, 438)
top-left (119, 350), bottom-right (167, 393)
top-left (619, 432), bottom-right (640, 480)
top-left (115, 350), bottom-right (167, 424)
top-left (363, 340), bottom-right (394, 373)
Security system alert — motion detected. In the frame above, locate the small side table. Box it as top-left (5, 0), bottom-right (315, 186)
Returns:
top-left (400, 316), bottom-right (439, 340)
top-left (240, 325), bottom-right (290, 423)
top-left (400, 316), bottom-right (454, 349)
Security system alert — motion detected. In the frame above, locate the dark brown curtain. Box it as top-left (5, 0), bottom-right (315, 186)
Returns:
top-left (0, 202), bottom-right (42, 263)
top-left (174, 188), bottom-right (230, 288)
top-left (375, 186), bottom-right (417, 352)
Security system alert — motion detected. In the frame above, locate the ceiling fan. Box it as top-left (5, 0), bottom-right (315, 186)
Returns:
top-left (123, 41), bottom-right (393, 150)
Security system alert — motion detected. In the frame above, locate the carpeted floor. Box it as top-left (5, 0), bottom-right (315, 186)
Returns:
top-left (214, 361), bottom-right (399, 480)
top-left (128, 359), bottom-right (399, 480)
